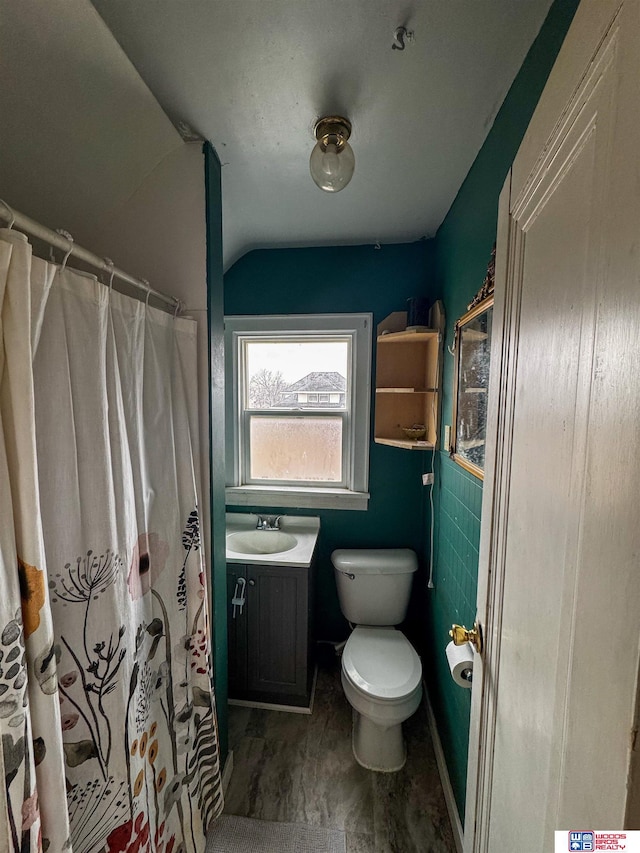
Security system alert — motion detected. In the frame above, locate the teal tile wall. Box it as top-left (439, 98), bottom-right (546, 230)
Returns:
top-left (426, 453), bottom-right (482, 810)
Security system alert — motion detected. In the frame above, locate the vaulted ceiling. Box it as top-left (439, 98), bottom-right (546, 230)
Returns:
top-left (1, 1), bottom-right (554, 270)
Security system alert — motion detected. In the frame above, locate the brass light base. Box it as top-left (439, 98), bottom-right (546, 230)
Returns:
top-left (449, 621), bottom-right (483, 654)
top-left (313, 116), bottom-right (352, 151)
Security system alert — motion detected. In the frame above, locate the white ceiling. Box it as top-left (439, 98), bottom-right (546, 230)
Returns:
top-left (0, 1), bottom-right (553, 271)
top-left (90, 0), bottom-right (554, 267)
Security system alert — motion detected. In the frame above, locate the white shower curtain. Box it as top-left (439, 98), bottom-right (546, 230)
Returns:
top-left (0, 228), bottom-right (222, 852)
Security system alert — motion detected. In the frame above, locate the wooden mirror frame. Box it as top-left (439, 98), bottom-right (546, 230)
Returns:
top-left (450, 288), bottom-right (493, 480)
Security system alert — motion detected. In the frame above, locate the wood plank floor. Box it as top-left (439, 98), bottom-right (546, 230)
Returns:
top-left (224, 656), bottom-right (456, 852)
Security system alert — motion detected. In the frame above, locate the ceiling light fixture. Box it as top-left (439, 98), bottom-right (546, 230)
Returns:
top-left (309, 116), bottom-right (355, 193)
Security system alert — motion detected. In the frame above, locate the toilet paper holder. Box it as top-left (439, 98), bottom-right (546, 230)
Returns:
top-left (449, 620), bottom-right (483, 654)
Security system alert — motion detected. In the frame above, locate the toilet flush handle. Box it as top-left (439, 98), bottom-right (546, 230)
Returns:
top-left (335, 568), bottom-right (356, 580)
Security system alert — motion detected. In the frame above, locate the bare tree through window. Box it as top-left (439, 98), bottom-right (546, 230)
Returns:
top-left (248, 368), bottom-right (287, 408)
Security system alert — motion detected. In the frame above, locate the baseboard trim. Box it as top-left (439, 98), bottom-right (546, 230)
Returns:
top-left (221, 749), bottom-right (234, 794)
top-left (228, 697), bottom-right (312, 715)
top-left (424, 685), bottom-right (464, 853)
top-left (227, 666), bottom-right (318, 716)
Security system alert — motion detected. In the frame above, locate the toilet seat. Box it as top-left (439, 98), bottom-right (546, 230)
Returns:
top-left (342, 626), bottom-right (422, 701)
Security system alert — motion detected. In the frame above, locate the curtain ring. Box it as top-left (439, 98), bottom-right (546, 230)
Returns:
top-left (56, 229), bottom-right (74, 272)
top-left (142, 279), bottom-right (151, 308)
top-left (0, 199), bottom-right (16, 229)
top-left (173, 299), bottom-right (182, 318)
top-left (104, 258), bottom-right (115, 294)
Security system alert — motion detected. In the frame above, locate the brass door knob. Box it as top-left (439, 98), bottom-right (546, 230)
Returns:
top-left (449, 621), bottom-right (483, 654)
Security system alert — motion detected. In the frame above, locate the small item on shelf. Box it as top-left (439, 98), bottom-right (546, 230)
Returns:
top-left (406, 296), bottom-right (431, 330)
top-left (402, 424), bottom-right (427, 440)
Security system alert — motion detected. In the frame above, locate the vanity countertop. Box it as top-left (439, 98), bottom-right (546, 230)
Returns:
top-left (225, 513), bottom-right (320, 567)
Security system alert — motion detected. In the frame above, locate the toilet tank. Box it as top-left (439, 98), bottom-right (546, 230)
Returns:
top-left (331, 549), bottom-right (418, 626)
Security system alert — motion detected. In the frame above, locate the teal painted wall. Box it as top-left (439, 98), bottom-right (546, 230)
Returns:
top-left (426, 0), bottom-right (580, 817)
top-left (204, 143), bottom-right (229, 764)
top-left (225, 242), bottom-right (436, 644)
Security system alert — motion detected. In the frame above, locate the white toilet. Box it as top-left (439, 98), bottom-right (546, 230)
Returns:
top-left (331, 548), bottom-right (422, 772)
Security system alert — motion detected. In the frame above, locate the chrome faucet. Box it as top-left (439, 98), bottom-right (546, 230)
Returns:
top-left (256, 515), bottom-right (282, 530)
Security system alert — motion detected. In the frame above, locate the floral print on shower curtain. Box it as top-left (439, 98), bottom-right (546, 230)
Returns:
top-left (0, 227), bottom-right (222, 853)
top-left (0, 228), bottom-right (69, 852)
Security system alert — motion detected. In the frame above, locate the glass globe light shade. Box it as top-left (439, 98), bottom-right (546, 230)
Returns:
top-left (309, 139), bottom-right (355, 193)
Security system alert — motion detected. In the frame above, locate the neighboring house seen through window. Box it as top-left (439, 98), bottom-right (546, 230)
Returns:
top-left (225, 314), bottom-right (371, 510)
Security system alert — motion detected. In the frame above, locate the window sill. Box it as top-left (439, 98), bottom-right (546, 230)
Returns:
top-left (225, 485), bottom-right (369, 511)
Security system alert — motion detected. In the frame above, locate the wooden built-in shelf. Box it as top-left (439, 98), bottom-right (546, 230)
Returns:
top-left (374, 310), bottom-right (444, 450)
top-left (374, 437), bottom-right (436, 451)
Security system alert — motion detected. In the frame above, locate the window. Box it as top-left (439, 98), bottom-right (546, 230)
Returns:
top-left (225, 314), bottom-right (372, 510)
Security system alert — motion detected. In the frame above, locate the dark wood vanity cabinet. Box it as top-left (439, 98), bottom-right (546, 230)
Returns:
top-left (227, 560), bottom-right (315, 708)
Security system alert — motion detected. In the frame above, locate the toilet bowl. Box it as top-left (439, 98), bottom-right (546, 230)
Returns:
top-left (340, 625), bottom-right (422, 771)
top-left (331, 548), bottom-right (423, 771)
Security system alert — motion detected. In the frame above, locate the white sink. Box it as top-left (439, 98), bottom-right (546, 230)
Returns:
top-left (226, 529), bottom-right (298, 556)
top-left (226, 514), bottom-right (320, 567)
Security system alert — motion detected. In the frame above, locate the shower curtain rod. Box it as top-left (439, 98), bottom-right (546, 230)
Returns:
top-left (0, 200), bottom-right (181, 311)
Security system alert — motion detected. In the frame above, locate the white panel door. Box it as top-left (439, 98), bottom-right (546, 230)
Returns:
top-left (466, 1), bottom-right (640, 850)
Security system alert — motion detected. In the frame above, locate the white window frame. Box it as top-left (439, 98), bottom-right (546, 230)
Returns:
top-left (225, 313), bottom-right (371, 511)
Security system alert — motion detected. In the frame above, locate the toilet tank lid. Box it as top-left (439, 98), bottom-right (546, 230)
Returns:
top-left (331, 548), bottom-right (418, 575)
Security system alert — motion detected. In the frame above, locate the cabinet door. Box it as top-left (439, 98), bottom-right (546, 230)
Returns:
top-left (246, 564), bottom-right (308, 704)
top-left (226, 565), bottom-right (249, 698)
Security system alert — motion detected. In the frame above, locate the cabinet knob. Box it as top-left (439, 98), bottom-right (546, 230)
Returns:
top-left (248, 579), bottom-right (255, 586)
